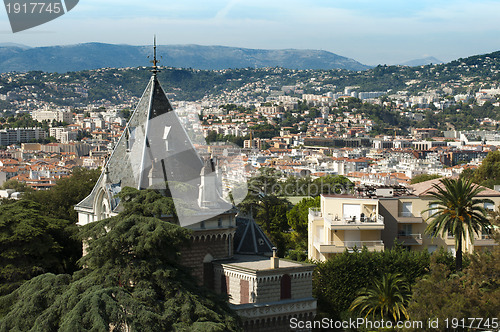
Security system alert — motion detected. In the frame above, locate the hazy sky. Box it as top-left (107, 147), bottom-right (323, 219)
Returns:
top-left (1, 0), bottom-right (499, 65)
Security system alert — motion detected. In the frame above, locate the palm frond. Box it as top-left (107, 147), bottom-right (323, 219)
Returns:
top-left (423, 178), bottom-right (493, 270)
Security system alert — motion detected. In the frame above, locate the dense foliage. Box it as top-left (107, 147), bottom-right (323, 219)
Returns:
top-left (0, 114), bottom-right (42, 129)
top-left (424, 178), bottom-right (492, 270)
top-left (0, 188), bottom-right (241, 331)
top-left (286, 196), bottom-right (320, 250)
top-left (312, 246), bottom-right (453, 321)
top-left (421, 101), bottom-right (500, 131)
top-left (0, 200), bottom-right (70, 296)
top-left (472, 150), bottom-right (500, 188)
top-left (349, 273), bottom-right (410, 322)
top-left (0, 169), bottom-right (100, 296)
top-left (410, 173), bottom-right (442, 184)
top-left (0, 179), bottom-right (33, 192)
top-left (239, 170), bottom-right (352, 256)
top-left (24, 167), bottom-right (101, 224)
top-left (205, 130), bottom-right (248, 147)
top-left (407, 250), bottom-right (500, 331)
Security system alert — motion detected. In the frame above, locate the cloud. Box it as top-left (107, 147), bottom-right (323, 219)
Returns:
top-left (214, 0), bottom-right (241, 20)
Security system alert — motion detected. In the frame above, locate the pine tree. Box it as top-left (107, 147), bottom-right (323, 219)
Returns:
top-left (0, 188), bottom-right (241, 331)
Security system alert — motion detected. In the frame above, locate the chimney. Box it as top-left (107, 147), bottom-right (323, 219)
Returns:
top-left (271, 247), bottom-right (279, 269)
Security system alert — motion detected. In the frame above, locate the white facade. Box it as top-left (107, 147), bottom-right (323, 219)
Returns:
top-left (32, 110), bottom-right (73, 123)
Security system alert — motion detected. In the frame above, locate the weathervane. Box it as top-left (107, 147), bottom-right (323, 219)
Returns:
top-left (148, 35), bottom-right (162, 75)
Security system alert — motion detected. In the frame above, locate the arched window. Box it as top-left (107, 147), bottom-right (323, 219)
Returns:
top-left (203, 254), bottom-right (213, 289)
top-left (280, 274), bottom-right (291, 300)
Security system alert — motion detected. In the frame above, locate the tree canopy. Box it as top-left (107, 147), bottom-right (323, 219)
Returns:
top-left (473, 150), bottom-right (500, 188)
top-left (24, 167), bottom-right (101, 224)
top-left (424, 178), bottom-right (492, 270)
top-left (407, 249), bottom-right (500, 331)
top-left (0, 179), bottom-right (33, 193)
top-left (287, 196), bottom-right (320, 250)
top-left (410, 173), bottom-right (442, 185)
top-left (0, 200), bottom-right (70, 296)
top-left (313, 245), bottom-right (438, 321)
top-left (0, 188), bottom-right (241, 331)
top-left (349, 273), bottom-right (410, 322)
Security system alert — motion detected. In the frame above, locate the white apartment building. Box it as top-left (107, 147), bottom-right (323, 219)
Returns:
top-left (0, 128), bottom-right (47, 146)
top-left (49, 127), bottom-right (78, 143)
top-left (32, 109), bottom-right (73, 123)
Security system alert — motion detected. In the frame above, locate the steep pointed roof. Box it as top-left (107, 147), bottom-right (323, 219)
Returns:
top-left (76, 75), bottom-right (204, 213)
top-left (234, 215), bottom-right (274, 255)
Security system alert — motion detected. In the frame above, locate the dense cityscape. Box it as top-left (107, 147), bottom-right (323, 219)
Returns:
top-left (1, 51), bottom-right (500, 193)
top-left (0, 49), bottom-right (499, 331)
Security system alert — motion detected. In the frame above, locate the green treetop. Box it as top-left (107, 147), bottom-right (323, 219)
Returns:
top-left (0, 188), bottom-right (241, 332)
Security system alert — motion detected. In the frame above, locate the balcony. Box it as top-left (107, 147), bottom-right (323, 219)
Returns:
top-left (473, 234), bottom-right (497, 247)
top-left (324, 215), bottom-right (384, 230)
top-left (397, 212), bottom-right (423, 223)
top-left (397, 233), bottom-right (423, 246)
top-left (315, 240), bottom-right (384, 253)
top-left (309, 207), bottom-right (322, 219)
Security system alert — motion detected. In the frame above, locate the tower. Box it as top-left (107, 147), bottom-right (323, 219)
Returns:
top-left (75, 41), bottom-right (316, 330)
top-left (75, 39), bottom-right (236, 284)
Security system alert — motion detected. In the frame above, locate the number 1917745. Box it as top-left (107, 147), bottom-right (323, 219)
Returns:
top-left (5, 2), bottom-right (62, 14)
top-left (444, 318), bottom-right (498, 330)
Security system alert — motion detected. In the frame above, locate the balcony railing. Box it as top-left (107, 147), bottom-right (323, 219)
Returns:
top-left (473, 233), bottom-right (497, 246)
top-left (309, 207), bottom-right (322, 217)
top-left (316, 240), bottom-right (384, 253)
top-left (397, 212), bottom-right (423, 223)
top-left (326, 215), bottom-right (384, 227)
top-left (332, 240), bottom-right (384, 248)
top-left (397, 233), bottom-right (423, 245)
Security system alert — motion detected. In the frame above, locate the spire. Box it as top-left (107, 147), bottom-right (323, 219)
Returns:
top-left (234, 213), bottom-right (274, 255)
top-left (149, 35), bottom-right (161, 75)
top-left (76, 48), bottom-right (234, 228)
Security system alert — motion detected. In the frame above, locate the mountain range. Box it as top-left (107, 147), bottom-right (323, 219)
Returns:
top-left (0, 43), bottom-right (372, 73)
top-left (399, 56), bottom-right (443, 67)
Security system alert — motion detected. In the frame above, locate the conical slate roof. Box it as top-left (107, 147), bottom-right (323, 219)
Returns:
top-left (234, 215), bottom-right (274, 255)
top-left (76, 74), bottom-right (232, 226)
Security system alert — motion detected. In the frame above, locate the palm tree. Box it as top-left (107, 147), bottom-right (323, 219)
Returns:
top-left (424, 177), bottom-right (492, 271)
top-left (349, 273), bottom-right (410, 322)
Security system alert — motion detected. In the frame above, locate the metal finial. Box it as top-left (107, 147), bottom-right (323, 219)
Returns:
top-left (149, 35), bottom-right (161, 75)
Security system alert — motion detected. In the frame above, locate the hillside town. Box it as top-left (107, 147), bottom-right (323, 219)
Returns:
top-left (1, 58), bottom-right (500, 331)
top-left (1, 65), bottom-right (499, 194)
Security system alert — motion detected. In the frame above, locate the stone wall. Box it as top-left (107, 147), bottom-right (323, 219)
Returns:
top-left (214, 266), bottom-right (314, 305)
top-left (180, 228), bottom-right (235, 285)
top-left (255, 271), bottom-right (313, 303)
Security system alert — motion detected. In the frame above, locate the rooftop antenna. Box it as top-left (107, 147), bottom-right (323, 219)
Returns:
top-left (148, 35), bottom-right (162, 75)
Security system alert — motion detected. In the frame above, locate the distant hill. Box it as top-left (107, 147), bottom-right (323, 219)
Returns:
top-left (400, 56), bottom-right (443, 67)
top-left (1, 49), bottom-right (499, 107)
top-left (0, 43), bottom-right (31, 49)
top-left (0, 43), bottom-right (371, 73)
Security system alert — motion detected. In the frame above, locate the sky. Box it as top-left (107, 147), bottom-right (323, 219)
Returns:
top-left (1, 0), bottom-right (500, 65)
